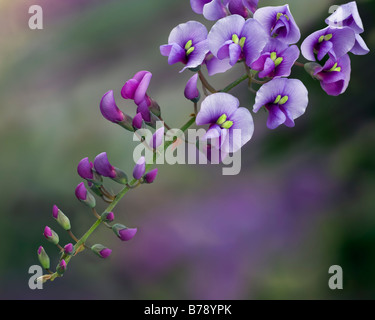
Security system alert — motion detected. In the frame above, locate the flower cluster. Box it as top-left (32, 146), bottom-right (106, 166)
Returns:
top-left (35, 1), bottom-right (368, 283)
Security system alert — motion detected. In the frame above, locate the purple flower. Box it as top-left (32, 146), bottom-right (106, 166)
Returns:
top-left (254, 4), bottom-right (301, 45)
top-left (250, 38), bottom-right (300, 79)
top-left (93, 152), bottom-right (116, 178)
top-left (133, 156), bottom-right (146, 180)
top-left (57, 259), bottom-right (67, 274)
top-left (196, 92), bottom-right (254, 153)
top-left (325, 1), bottom-right (364, 34)
top-left (144, 168), bottom-right (158, 184)
top-left (132, 112), bottom-right (144, 130)
top-left (228, 0), bottom-right (259, 17)
top-left (37, 246), bottom-right (50, 270)
top-left (112, 224), bottom-right (137, 241)
top-left (94, 152), bottom-right (128, 184)
top-left (305, 54), bottom-right (351, 96)
top-left (52, 205), bottom-right (71, 231)
top-left (100, 90), bottom-right (125, 123)
top-left (102, 211), bottom-right (115, 222)
top-left (160, 21), bottom-right (209, 72)
top-left (207, 15), bottom-right (268, 67)
top-left (43, 226), bottom-right (59, 245)
top-left (190, 0), bottom-right (228, 21)
top-left (204, 52), bottom-right (232, 76)
top-left (184, 73), bottom-right (200, 102)
top-left (301, 26), bottom-right (355, 62)
top-left (75, 182), bottom-right (96, 208)
top-left (150, 127), bottom-right (165, 149)
top-left (121, 71), bottom-right (152, 105)
top-left (64, 243), bottom-right (74, 255)
top-left (77, 157), bottom-right (94, 181)
top-left (253, 78), bottom-right (308, 130)
top-left (91, 244), bottom-right (112, 259)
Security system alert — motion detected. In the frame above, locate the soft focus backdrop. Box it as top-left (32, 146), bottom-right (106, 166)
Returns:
top-left (0, 0), bottom-right (374, 299)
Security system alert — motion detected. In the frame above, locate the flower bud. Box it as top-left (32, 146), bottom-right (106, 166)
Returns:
top-left (43, 226), bottom-right (59, 245)
top-left (52, 205), bottom-right (71, 231)
top-left (150, 127), bottom-right (164, 149)
top-left (304, 62), bottom-right (322, 79)
top-left (37, 246), bottom-right (50, 270)
top-left (56, 259), bottom-right (67, 275)
top-left (184, 73), bottom-right (200, 103)
top-left (94, 152), bottom-right (128, 185)
top-left (132, 112), bottom-right (145, 130)
top-left (64, 243), bottom-right (74, 255)
top-left (102, 211), bottom-right (114, 222)
top-left (91, 244), bottom-right (112, 259)
top-left (112, 224), bottom-right (137, 241)
top-left (144, 168), bottom-right (158, 184)
top-left (133, 156), bottom-right (146, 180)
top-left (100, 90), bottom-right (125, 123)
top-left (75, 182), bottom-right (96, 208)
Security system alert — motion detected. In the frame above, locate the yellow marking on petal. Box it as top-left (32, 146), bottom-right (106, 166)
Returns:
top-left (221, 121), bottom-right (234, 129)
top-left (329, 62), bottom-right (338, 72)
top-left (232, 34), bottom-right (239, 45)
top-left (276, 12), bottom-right (283, 20)
top-left (216, 114), bottom-right (228, 125)
top-left (274, 95), bottom-right (282, 104)
top-left (279, 95), bottom-right (289, 105)
top-left (239, 37), bottom-right (246, 49)
top-left (318, 35), bottom-right (325, 43)
top-left (186, 47), bottom-right (195, 55)
top-left (185, 40), bottom-right (193, 51)
top-left (324, 33), bottom-right (333, 41)
top-left (270, 52), bottom-right (277, 61)
top-left (274, 57), bottom-right (283, 67)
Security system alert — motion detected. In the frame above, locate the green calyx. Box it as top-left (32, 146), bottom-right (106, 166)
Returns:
top-left (274, 95), bottom-right (289, 105)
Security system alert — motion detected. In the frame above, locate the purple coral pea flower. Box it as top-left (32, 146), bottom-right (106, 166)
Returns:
top-left (208, 14), bottom-right (268, 67)
top-left (228, 0), bottom-right (259, 18)
top-left (112, 224), bottom-right (137, 241)
top-left (254, 4), bottom-right (301, 45)
top-left (184, 73), bottom-right (200, 102)
top-left (121, 71), bottom-right (152, 105)
top-left (150, 127), bottom-right (165, 149)
top-left (144, 168), bottom-right (158, 184)
top-left (305, 54), bottom-right (351, 96)
top-left (196, 92), bottom-right (254, 153)
top-left (160, 21), bottom-right (209, 72)
top-left (132, 112), bottom-right (144, 130)
top-left (64, 243), bottom-right (74, 255)
top-left (100, 90), bottom-right (125, 123)
top-left (325, 1), bottom-right (364, 34)
top-left (93, 152), bottom-right (117, 179)
top-left (190, 0), bottom-right (228, 21)
top-left (75, 182), bottom-right (96, 208)
top-left (77, 157), bottom-right (94, 181)
top-left (301, 26), bottom-right (355, 62)
top-left (250, 38), bottom-right (300, 79)
top-left (133, 156), bottom-right (146, 180)
top-left (103, 212), bottom-right (115, 222)
top-left (253, 78), bottom-right (309, 130)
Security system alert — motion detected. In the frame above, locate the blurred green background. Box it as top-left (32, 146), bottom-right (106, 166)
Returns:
top-left (0, 0), bottom-right (374, 299)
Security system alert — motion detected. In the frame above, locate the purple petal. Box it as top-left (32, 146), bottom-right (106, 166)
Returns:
top-left (229, 43), bottom-right (242, 66)
top-left (258, 57), bottom-right (275, 78)
top-left (274, 45), bottom-right (300, 78)
top-left (184, 73), bottom-right (200, 100)
top-left (132, 112), bottom-right (144, 129)
top-left (202, 0), bottom-right (227, 21)
top-left (150, 127), bottom-right (165, 149)
top-left (329, 27), bottom-right (356, 59)
top-left (190, 0), bottom-right (211, 14)
top-left (196, 93), bottom-right (239, 126)
top-left (167, 43), bottom-right (186, 65)
top-left (205, 53), bottom-right (233, 76)
top-left (119, 228), bottom-right (137, 241)
top-left (43, 226), bottom-right (52, 238)
top-left (168, 21), bottom-right (208, 48)
top-left (208, 15), bottom-right (246, 58)
top-left (94, 152), bottom-right (116, 178)
top-left (121, 79), bottom-right (138, 100)
top-left (99, 248), bottom-right (112, 258)
top-left (183, 40), bottom-right (209, 72)
top-left (75, 182), bottom-right (87, 201)
top-left (350, 34), bottom-right (370, 55)
top-left (317, 40), bottom-right (333, 61)
top-left (325, 1), bottom-right (364, 34)
top-left (77, 157), bottom-right (94, 180)
top-left (144, 168), bottom-right (158, 183)
top-left (133, 156), bottom-right (146, 180)
top-left (267, 105), bottom-right (287, 130)
top-left (100, 90), bottom-right (125, 123)
top-left (134, 71), bottom-right (152, 105)
top-left (52, 205), bottom-right (59, 219)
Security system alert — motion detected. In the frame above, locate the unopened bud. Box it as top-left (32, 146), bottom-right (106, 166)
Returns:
top-left (91, 244), bottom-right (112, 259)
top-left (37, 246), bottom-right (50, 270)
top-left (52, 205), bottom-right (71, 231)
top-left (112, 224), bottom-right (137, 241)
top-left (43, 226), bottom-right (59, 245)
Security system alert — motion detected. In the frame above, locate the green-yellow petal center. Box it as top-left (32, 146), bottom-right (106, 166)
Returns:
top-left (274, 95), bottom-right (289, 105)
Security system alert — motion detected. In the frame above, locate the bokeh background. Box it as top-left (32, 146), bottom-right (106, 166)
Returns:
top-left (0, 0), bottom-right (374, 299)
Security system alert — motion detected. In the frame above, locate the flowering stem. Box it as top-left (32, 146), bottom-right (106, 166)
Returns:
top-left (198, 70), bottom-right (217, 93)
top-left (221, 74), bottom-right (249, 93)
top-left (67, 230), bottom-right (79, 243)
top-left (294, 61), bottom-right (305, 67)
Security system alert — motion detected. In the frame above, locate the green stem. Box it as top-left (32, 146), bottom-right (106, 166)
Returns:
top-left (50, 115), bottom-right (197, 280)
top-left (221, 74), bottom-right (249, 93)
